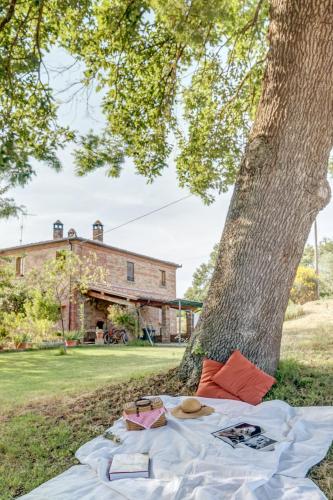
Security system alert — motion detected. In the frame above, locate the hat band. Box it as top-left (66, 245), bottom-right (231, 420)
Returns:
top-left (181, 405), bottom-right (203, 414)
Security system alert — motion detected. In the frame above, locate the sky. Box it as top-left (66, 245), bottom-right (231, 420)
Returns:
top-left (0, 51), bottom-right (332, 297)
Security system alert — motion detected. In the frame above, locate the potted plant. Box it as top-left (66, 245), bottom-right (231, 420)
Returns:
top-left (13, 333), bottom-right (32, 350)
top-left (64, 331), bottom-right (81, 347)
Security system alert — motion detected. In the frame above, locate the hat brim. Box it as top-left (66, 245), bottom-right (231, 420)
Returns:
top-left (171, 405), bottom-right (214, 419)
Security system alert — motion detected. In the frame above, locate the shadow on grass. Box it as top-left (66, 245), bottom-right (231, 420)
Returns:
top-left (0, 360), bottom-right (332, 499)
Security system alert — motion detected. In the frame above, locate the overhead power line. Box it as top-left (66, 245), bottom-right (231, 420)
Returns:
top-left (104, 194), bottom-right (192, 235)
top-left (77, 194), bottom-right (193, 245)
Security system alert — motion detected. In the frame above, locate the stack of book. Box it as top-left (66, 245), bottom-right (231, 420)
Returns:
top-left (109, 453), bottom-right (150, 481)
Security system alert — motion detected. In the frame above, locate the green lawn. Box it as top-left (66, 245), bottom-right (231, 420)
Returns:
top-left (0, 345), bottom-right (184, 413)
top-left (0, 300), bottom-right (332, 499)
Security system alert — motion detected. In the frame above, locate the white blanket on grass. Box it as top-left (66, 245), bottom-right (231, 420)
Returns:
top-left (20, 396), bottom-right (333, 499)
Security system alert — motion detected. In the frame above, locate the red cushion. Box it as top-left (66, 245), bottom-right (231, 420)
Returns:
top-left (196, 358), bottom-right (240, 400)
top-left (212, 350), bottom-right (276, 405)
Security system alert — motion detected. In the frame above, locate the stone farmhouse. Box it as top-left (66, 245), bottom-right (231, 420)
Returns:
top-left (0, 221), bottom-right (200, 342)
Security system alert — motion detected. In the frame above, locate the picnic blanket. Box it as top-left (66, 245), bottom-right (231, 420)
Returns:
top-left (20, 396), bottom-right (333, 499)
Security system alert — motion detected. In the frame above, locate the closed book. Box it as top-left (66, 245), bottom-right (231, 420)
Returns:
top-left (109, 453), bottom-right (149, 481)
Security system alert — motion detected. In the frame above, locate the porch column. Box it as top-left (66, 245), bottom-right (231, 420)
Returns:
top-left (161, 305), bottom-right (171, 343)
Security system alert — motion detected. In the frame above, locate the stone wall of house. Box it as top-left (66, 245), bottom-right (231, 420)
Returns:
top-left (73, 242), bottom-right (177, 301)
top-left (0, 238), bottom-right (179, 340)
top-left (0, 241), bottom-right (72, 330)
top-left (74, 242), bottom-right (178, 341)
top-left (81, 298), bottom-right (109, 338)
top-left (74, 300), bottom-right (178, 341)
top-left (3, 241), bottom-right (70, 276)
top-left (139, 305), bottom-right (177, 340)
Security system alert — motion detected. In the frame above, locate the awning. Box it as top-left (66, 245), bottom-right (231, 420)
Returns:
top-left (87, 291), bottom-right (133, 306)
top-left (136, 297), bottom-right (203, 311)
top-left (168, 299), bottom-right (203, 311)
top-left (85, 286), bottom-right (203, 311)
top-left (86, 285), bottom-right (139, 305)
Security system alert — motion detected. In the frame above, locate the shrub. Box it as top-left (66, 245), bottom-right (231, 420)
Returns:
top-left (64, 330), bottom-right (82, 341)
top-left (0, 287), bottom-right (59, 347)
top-left (29, 318), bottom-right (56, 340)
top-left (290, 266), bottom-right (318, 304)
top-left (12, 333), bottom-right (31, 348)
top-left (284, 302), bottom-right (305, 321)
top-left (0, 330), bottom-right (10, 349)
top-left (108, 305), bottom-right (138, 339)
top-left (56, 346), bottom-right (69, 356)
top-left (25, 290), bottom-right (60, 323)
top-left (0, 310), bottom-right (56, 347)
top-left (318, 252), bottom-right (333, 297)
top-left (1, 312), bottom-right (29, 340)
top-left (127, 339), bottom-right (151, 347)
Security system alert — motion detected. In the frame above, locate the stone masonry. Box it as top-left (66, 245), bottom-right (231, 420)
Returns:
top-left (0, 221), bottom-right (180, 341)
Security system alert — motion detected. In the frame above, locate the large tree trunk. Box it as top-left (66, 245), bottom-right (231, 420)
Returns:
top-left (179, 0), bottom-right (333, 383)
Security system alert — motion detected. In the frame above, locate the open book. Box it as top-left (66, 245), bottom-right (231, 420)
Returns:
top-left (109, 453), bottom-right (150, 480)
top-left (212, 422), bottom-right (277, 451)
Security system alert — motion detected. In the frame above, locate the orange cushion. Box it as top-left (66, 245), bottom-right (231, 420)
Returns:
top-left (196, 358), bottom-right (240, 400)
top-left (212, 350), bottom-right (276, 405)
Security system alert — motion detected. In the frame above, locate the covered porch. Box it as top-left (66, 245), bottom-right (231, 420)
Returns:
top-left (140, 297), bottom-right (203, 343)
top-left (82, 286), bottom-right (202, 343)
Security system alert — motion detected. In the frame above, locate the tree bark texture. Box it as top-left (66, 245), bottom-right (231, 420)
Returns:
top-left (180, 0), bottom-right (333, 384)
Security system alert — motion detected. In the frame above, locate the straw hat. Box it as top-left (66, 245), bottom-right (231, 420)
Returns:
top-left (171, 398), bottom-right (215, 419)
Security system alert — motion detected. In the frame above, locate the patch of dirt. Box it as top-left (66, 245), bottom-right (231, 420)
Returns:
top-left (7, 368), bottom-right (194, 426)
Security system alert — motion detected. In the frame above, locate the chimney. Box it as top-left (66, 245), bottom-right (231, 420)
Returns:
top-left (53, 220), bottom-right (64, 240)
top-left (93, 220), bottom-right (103, 242)
top-left (67, 228), bottom-right (77, 238)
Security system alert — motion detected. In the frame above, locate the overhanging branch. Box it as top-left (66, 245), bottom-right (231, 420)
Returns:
top-left (0, 0), bottom-right (17, 32)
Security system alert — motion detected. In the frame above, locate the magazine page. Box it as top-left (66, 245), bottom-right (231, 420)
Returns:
top-left (241, 434), bottom-right (277, 451)
top-left (212, 422), bottom-right (264, 447)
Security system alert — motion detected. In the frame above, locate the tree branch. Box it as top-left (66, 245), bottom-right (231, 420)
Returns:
top-left (239, 0), bottom-right (265, 35)
top-left (215, 0), bottom-right (265, 57)
top-left (0, 0), bottom-right (17, 32)
top-left (35, 0), bottom-right (45, 82)
top-left (219, 57), bottom-right (266, 118)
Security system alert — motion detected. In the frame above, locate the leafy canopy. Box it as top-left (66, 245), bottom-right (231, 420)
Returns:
top-left (0, 0), bottom-right (269, 216)
top-left (188, 239), bottom-right (333, 303)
